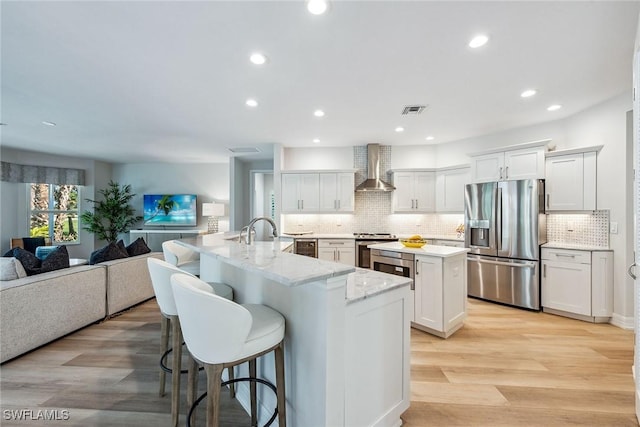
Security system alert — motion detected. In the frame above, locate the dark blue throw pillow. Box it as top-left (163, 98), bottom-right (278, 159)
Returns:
top-left (41, 245), bottom-right (70, 273)
top-left (89, 242), bottom-right (129, 265)
top-left (126, 237), bottom-right (151, 257)
top-left (11, 247), bottom-right (41, 276)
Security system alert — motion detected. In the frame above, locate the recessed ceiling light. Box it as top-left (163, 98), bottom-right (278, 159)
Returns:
top-left (313, 109), bottom-right (325, 118)
top-left (246, 99), bottom-right (258, 107)
top-left (426, 136), bottom-right (435, 141)
top-left (249, 52), bottom-right (267, 65)
top-left (547, 104), bottom-right (562, 111)
top-left (307, 0), bottom-right (328, 15)
top-left (468, 34), bottom-right (489, 48)
top-left (313, 138), bottom-right (320, 143)
top-left (521, 89), bottom-right (537, 98)
top-left (395, 127), bottom-right (404, 133)
top-left (42, 121), bottom-right (57, 126)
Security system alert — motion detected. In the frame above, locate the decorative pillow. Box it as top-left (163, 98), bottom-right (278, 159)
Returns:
top-left (0, 257), bottom-right (27, 281)
top-left (116, 239), bottom-right (127, 254)
top-left (89, 242), bottom-right (129, 265)
top-left (35, 245), bottom-right (57, 260)
top-left (11, 247), bottom-right (42, 276)
top-left (2, 249), bottom-right (15, 257)
top-left (41, 245), bottom-right (70, 273)
top-left (126, 237), bottom-right (151, 257)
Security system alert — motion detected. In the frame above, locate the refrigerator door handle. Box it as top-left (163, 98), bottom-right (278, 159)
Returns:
top-left (496, 187), bottom-right (502, 251)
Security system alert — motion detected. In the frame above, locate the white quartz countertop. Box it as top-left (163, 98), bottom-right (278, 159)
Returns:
top-left (282, 233), bottom-right (464, 241)
top-left (542, 242), bottom-right (612, 251)
top-left (367, 242), bottom-right (470, 257)
top-left (345, 268), bottom-right (411, 304)
top-left (178, 235), bottom-right (355, 287)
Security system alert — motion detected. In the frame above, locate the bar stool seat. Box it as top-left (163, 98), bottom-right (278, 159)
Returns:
top-left (147, 257), bottom-right (234, 427)
top-left (171, 273), bottom-right (286, 427)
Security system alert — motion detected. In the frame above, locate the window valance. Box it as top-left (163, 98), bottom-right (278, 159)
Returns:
top-left (1, 161), bottom-right (85, 185)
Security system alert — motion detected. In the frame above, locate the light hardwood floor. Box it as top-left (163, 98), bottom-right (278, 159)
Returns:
top-left (0, 298), bottom-right (636, 426)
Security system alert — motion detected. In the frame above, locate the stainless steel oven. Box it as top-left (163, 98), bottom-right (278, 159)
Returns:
top-left (354, 233), bottom-right (397, 268)
top-left (370, 248), bottom-right (415, 289)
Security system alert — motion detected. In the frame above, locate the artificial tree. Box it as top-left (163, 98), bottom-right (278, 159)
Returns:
top-left (81, 180), bottom-right (142, 243)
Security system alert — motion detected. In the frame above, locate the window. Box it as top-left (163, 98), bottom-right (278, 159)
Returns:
top-left (29, 184), bottom-right (80, 243)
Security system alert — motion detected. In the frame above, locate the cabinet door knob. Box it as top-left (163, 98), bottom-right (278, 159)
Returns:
top-left (505, 166), bottom-right (509, 179)
top-left (499, 167), bottom-right (503, 180)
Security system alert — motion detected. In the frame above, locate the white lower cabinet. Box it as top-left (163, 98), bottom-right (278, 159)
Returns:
top-left (541, 248), bottom-right (613, 322)
top-left (317, 239), bottom-right (355, 266)
top-left (413, 253), bottom-right (467, 338)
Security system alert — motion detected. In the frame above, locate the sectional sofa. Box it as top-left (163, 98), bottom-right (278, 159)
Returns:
top-left (0, 252), bottom-right (163, 363)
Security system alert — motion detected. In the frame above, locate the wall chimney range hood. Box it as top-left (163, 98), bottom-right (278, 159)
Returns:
top-left (355, 144), bottom-right (395, 192)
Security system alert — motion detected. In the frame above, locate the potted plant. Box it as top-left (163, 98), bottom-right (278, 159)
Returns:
top-left (81, 180), bottom-right (142, 243)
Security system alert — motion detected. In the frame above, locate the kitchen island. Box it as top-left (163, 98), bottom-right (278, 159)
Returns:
top-left (368, 242), bottom-right (469, 338)
top-left (178, 234), bottom-right (412, 427)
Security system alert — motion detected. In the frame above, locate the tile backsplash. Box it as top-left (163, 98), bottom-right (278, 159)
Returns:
top-left (546, 210), bottom-right (610, 247)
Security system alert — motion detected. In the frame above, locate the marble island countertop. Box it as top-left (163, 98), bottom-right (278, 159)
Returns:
top-left (282, 232), bottom-right (464, 241)
top-left (345, 268), bottom-right (412, 304)
top-left (367, 241), bottom-right (469, 257)
top-left (179, 235), bottom-right (355, 287)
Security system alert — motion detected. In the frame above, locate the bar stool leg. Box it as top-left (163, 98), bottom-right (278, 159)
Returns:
top-left (170, 315), bottom-right (182, 427)
top-left (205, 364), bottom-right (224, 427)
top-left (186, 353), bottom-right (198, 427)
top-left (249, 359), bottom-right (257, 426)
top-left (228, 366), bottom-right (235, 398)
top-left (275, 341), bottom-right (287, 427)
top-left (159, 316), bottom-right (170, 397)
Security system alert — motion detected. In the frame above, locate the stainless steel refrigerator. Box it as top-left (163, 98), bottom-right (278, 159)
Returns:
top-left (464, 179), bottom-right (546, 310)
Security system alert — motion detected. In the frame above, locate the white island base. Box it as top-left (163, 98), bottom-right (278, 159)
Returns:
top-left (180, 236), bottom-right (412, 427)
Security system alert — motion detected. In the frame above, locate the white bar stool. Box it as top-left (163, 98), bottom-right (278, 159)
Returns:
top-left (171, 273), bottom-right (287, 427)
top-left (147, 258), bottom-right (234, 427)
top-left (162, 240), bottom-right (201, 276)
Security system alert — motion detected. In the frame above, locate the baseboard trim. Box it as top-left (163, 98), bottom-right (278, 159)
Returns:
top-left (611, 312), bottom-right (634, 330)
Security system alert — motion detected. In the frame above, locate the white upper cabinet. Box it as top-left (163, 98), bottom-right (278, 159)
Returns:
top-left (281, 173), bottom-right (320, 213)
top-left (545, 147), bottom-right (600, 211)
top-left (282, 171), bottom-right (354, 214)
top-left (435, 167), bottom-right (470, 212)
top-left (319, 172), bottom-right (355, 212)
top-left (392, 171), bottom-right (435, 213)
top-left (469, 141), bottom-right (548, 183)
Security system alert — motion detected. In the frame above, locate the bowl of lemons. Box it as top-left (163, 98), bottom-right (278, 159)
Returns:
top-left (399, 235), bottom-right (427, 248)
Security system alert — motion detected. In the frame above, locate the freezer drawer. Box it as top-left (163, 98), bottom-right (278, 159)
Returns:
top-left (467, 255), bottom-right (540, 310)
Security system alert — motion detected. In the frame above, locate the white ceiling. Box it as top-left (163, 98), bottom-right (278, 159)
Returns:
top-left (2, 1), bottom-right (639, 164)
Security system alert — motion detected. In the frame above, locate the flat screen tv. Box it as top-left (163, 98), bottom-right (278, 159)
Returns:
top-left (143, 194), bottom-right (197, 227)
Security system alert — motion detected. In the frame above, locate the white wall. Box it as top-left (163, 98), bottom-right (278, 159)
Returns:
top-left (284, 147), bottom-right (353, 170)
top-left (391, 145), bottom-right (437, 169)
top-left (229, 158), bottom-right (273, 230)
top-left (112, 162), bottom-right (230, 237)
top-left (0, 147), bottom-right (110, 258)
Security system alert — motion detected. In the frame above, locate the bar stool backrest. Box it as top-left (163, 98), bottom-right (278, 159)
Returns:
top-left (171, 274), bottom-right (252, 364)
top-left (148, 257), bottom-right (189, 317)
top-left (162, 240), bottom-right (199, 266)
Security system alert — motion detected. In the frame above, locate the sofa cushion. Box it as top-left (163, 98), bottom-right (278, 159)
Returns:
top-left (126, 237), bottom-right (151, 257)
top-left (41, 245), bottom-right (70, 272)
top-left (11, 247), bottom-right (42, 276)
top-left (8, 246), bottom-right (70, 276)
top-left (90, 242), bottom-right (129, 265)
top-left (0, 257), bottom-right (27, 281)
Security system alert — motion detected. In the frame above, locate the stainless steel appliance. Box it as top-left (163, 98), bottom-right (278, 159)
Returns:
top-left (464, 179), bottom-right (546, 310)
top-left (370, 248), bottom-right (415, 289)
top-left (294, 238), bottom-right (317, 258)
top-left (354, 233), bottom-right (397, 268)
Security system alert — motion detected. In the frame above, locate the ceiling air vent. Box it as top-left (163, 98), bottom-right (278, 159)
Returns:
top-left (401, 105), bottom-right (427, 115)
top-left (228, 147), bottom-right (261, 154)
